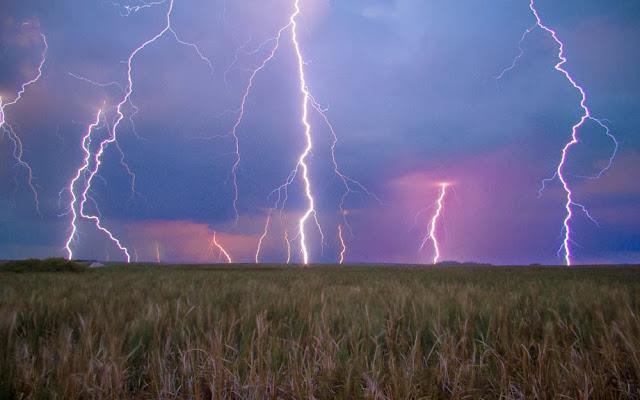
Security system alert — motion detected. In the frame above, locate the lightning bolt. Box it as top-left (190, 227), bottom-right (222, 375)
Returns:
top-left (289, 0), bottom-right (319, 266)
top-left (223, 0), bottom-right (376, 265)
top-left (68, 72), bottom-right (124, 92)
top-left (309, 96), bottom-right (382, 209)
top-left (68, 72), bottom-right (144, 144)
top-left (284, 230), bottom-right (292, 264)
top-left (495, 24), bottom-right (537, 81)
top-left (111, 0), bottom-right (168, 17)
top-left (337, 224), bottom-right (346, 264)
top-left (211, 232), bottom-right (232, 263)
top-left (226, 25), bottom-right (289, 223)
top-left (245, 1), bottom-right (324, 265)
top-left (499, 0), bottom-right (619, 265)
top-left (419, 183), bottom-right (449, 265)
top-left (69, 0), bottom-right (215, 262)
top-left (80, 130), bottom-right (132, 262)
top-left (255, 209), bottom-right (273, 263)
top-left (0, 32), bottom-right (48, 214)
top-left (63, 108), bottom-right (104, 260)
top-left (309, 95), bottom-right (382, 249)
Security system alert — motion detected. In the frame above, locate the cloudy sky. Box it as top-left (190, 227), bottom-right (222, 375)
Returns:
top-left (0, 0), bottom-right (638, 265)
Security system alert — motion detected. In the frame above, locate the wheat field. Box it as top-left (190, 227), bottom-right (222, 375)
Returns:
top-left (1, 263), bottom-right (639, 399)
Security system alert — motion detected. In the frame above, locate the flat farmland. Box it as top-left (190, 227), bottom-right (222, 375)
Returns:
top-left (1, 264), bottom-right (639, 399)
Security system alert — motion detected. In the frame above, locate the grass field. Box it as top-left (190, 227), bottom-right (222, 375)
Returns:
top-left (1, 263), bottom-right (639, 399)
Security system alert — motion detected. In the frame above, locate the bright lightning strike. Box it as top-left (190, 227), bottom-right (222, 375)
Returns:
top-left (284, 230), bottom-right (292, 264)
top-left (0, 32), bottom-right (48, 214)
top-left (64, 108), bottom-right (104, 260)
top-left (499, 0), bottom-right (619, 266)
top-left (80, 133), bottom-right (132, 262)
top-left (211, 232), bottom-right (232, 263)
top-left (258, 1), bottom-right (322, 265)
top-left (71, 0), bottom-right (215, 262)
top-left (290, 0), bottom-right (321, 266)
top-left (419, 183), bottom-right (449, 265)
top-left (255, 209), bottom-right (273, 263)
top-left (224, 0), bottom-right (375, 264)
top-left (337, 224), bottom-right (346, 265)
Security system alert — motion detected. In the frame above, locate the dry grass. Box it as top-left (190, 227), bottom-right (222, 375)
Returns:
top-left (1, 265), bottom-right (639, 399)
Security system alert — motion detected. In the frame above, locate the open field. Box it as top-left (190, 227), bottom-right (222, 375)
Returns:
top-left (1, 263), bottom-right (639, 399)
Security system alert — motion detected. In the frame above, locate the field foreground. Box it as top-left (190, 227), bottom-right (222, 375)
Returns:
top-left (1, 264), bottom-right (639, 399)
